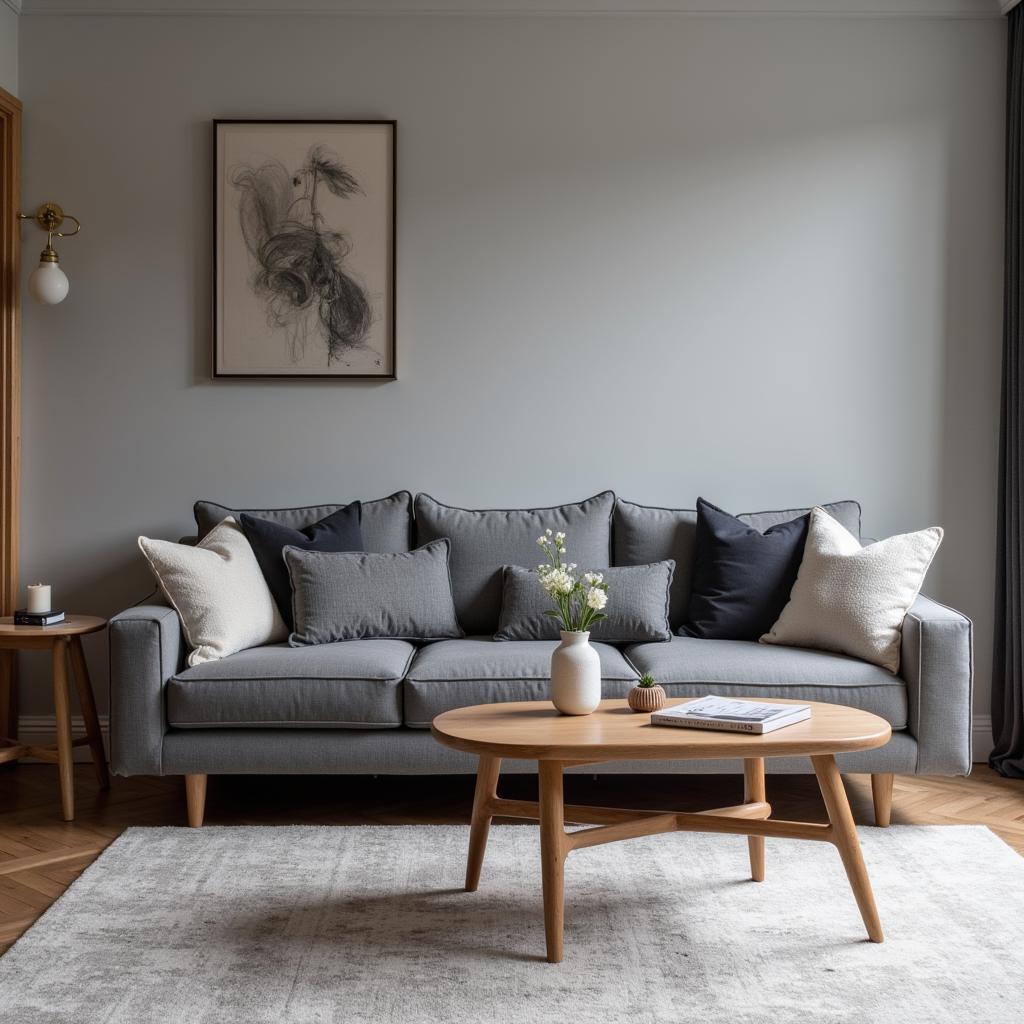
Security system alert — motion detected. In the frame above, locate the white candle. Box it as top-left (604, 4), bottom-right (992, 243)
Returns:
top-left (27, 584), bottom-right (51, 614)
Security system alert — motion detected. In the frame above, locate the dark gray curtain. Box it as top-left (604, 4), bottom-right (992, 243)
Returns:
top-left (992, 5), bottom-right (1024, 779)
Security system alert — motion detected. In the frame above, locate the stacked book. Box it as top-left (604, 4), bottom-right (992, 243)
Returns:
top-left (14, 609), bottom-right (66, 626)
top-left (651, 695), bottom-right (811, 734)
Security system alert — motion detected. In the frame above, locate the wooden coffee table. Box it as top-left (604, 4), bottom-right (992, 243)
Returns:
top-left (432, 698), bottom-right (892, 963)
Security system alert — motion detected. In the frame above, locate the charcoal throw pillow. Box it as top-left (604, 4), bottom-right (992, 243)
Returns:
top-left (494, 561), bottom-right (675, 643)
top-left (761, 507), bottom-right (943, 673)
top-left (239, 502), bottom-right (364, 628)
top-left (682, 498), bottom-right (809, 641)
top-left (285, 539), bottom-right (464, 646)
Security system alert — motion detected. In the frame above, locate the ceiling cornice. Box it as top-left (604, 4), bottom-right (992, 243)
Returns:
top-left (13, 0), bottom-right (1009, 18)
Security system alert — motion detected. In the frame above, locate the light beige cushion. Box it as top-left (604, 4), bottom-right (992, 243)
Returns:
top-left (760, 507), bottom-right (942, 673)
top-left (138, 517), bottom-right (287, 666)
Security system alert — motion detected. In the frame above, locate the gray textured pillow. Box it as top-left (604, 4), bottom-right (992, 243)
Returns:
top-left (285, 539), bottom-right (463, 646)
top-left (194, 491), bottom-right (412, 553)
top-left (613, 498), bottom-right (863, 630)
top-left (494, 561), bottom-right (675, 643)
top-left (414, 492), bottom-right (615, 635)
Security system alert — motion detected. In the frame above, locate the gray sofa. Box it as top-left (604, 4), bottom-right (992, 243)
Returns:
top-left (109, 491), bottom-right (973, 826)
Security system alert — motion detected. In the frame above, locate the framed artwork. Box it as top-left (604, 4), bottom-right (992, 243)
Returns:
top-left (214, 119), bottom-right (396, 379)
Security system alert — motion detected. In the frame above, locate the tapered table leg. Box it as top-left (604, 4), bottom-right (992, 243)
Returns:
top-left (744, 757), bottom-right (766, 881)
top-left (51, 639), bottom-right (75, 821)
top-left (812, 754), bottom-right (884, 943)
top-left (69, 636), bottom-right (110, 789)
top-left (465, 755), bottom-right (501, 892)
top-left (538, 760), bottom-right (567, 963)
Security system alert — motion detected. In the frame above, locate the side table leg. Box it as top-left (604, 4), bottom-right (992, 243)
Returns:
top-left (69, 636), bottom-right (110, 789)
top-left (812, 754), bottom-right (884, 943)
top-left (52, 639), bottom-right (75, 821)
top-left (466, 754), bottom-right (501, 891)
top-left (744, 757), bottom-right (766, 882)
top-left (539, 760), bottom-right (567, 963)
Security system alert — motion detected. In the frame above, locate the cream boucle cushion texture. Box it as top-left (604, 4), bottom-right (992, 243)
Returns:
top-left (138, 517), bottom-right (287, 666)
top-left (760, 507), bottom-right (942, 673)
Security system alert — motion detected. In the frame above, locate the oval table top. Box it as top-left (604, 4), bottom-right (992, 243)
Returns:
top-left (0, 615), bottom-right (107, 639)
top-left (431, 698), bottom-right (892, 762)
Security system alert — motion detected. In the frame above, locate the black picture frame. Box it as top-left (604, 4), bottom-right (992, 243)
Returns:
top-left (213, 119), bottom-right (396, 380)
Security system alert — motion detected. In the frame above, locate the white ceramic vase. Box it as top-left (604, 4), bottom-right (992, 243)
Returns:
top-left (550, 630), bottom-right (602, 715)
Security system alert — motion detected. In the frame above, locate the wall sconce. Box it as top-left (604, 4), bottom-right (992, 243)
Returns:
top-left (18, 202), bottom-right (81, 305)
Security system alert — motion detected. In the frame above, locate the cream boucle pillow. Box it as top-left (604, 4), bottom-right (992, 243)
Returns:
top-left (138, 517), bottom-right (287, 666)
top-left (760, 507), bottom-right (942, 673)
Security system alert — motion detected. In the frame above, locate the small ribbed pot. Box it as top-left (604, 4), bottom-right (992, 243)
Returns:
top-left (627, 684), bottom-right (667, 713)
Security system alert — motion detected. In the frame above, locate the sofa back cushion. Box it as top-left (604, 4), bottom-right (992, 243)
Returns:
top-left (194, 491), bottom-right (412, 553)
top-left (613, 498), bottom-right (862, 630)
top-left (414, 491), bottom-right (615, 635)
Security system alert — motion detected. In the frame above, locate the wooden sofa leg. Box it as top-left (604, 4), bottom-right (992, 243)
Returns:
top-left (871, 773), bottom-right (894, 827)
top-left (185, 774), bottom-right (207, 828)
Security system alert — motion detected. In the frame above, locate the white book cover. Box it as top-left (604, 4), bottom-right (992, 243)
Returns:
top-left (651, 696), bottom-right (812, 734)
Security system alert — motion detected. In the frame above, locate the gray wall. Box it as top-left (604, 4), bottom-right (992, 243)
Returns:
top-left (16, 13), bottom-right (1005, 747)
top-left (0, 6), bottom-right (16, 96)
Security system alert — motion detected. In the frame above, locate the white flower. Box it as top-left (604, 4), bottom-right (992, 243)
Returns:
top-left (546, 528), bottom-right (553, 536)
top-left (586, 587), bottom-right (608, 611)
top-left (584, 572), bottom-right (604, 585)
top-left (541, 568), bottom-right (576, 596)
top-left (554, 532), bottom-right (566, 543)
top-left (537, 536), bottom-right (547, 547)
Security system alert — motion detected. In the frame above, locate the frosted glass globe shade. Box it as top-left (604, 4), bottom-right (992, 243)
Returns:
top-left (28, 260), bottom-right (69, 305)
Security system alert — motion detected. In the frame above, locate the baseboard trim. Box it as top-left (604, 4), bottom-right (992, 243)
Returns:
top-left (973, 715), bottom-right (993, 763)
top-left (11, 714), bottom-right (996, 765)
top-left (15, 714), bottom-right (110, 763)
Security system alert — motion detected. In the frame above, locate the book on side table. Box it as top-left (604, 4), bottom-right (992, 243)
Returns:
top-left (651, 695), bottom-right (811, 734)
top-left (14, 609), bottom-right (66, 626)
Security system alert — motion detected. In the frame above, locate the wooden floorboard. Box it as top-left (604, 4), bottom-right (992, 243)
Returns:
top-left (0, 764), bottom-right (1020, 954)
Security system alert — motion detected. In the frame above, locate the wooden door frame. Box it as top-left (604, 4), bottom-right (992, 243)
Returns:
top-left (0, 87), bottom-right (21, 744)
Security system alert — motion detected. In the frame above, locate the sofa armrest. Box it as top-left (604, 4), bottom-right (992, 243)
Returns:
top-left (108, 596), bottom-right (184, 776)
top-left (900, 594), bottom-right (973, 774)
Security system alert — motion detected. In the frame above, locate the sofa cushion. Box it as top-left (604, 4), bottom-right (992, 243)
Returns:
top-left (414, 492), bottom-right (615, 635)
top-left (624, 634), bottom-right (907, 728)
top-left (194, 491), bottom-right (412, 552)
top-left (166, 640), bottom-right (414, 728)
top-left (613, 498), bottom-right (862, 631)
top-left (285, 541), bottom-right (463, 645)
top-left (494, 561), bottom-right (674, 643)
top-left (403, 637), bottom-right (637, 727)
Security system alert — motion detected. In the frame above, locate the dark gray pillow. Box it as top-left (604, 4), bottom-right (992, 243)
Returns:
top-left (494, 561), bottom-right (674, 643)
top-left (613, 498), bottom-right (862, 630)
top-left (285, 539), bottom-right (463, 646)
top-left (414, 491), bottom-right (615, 635)
top-left (194, 491), bottom-right (412, 553)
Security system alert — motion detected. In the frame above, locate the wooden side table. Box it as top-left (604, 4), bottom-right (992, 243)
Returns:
top-left (0, 615), bottom-right (110, 820)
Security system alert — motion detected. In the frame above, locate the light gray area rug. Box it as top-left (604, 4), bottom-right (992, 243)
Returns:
top-left (0, 824), bottom-right (1020, 1023)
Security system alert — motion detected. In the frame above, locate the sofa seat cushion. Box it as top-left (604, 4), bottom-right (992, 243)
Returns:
top-left (625, 635), bottom-right (907, 728)
top-left (403, 638), bottom-right (638, 727)
top-left (167, 640), bottom-right (414, 728)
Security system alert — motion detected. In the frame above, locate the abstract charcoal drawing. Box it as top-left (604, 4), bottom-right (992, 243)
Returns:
top-left (214, 121), bottom-right (395, 379)
top-left (233, 146), bottom-right (371, 365)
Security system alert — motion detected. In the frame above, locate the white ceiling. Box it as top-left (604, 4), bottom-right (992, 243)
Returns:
top-left (7, 0), bottom-right (1010, 17)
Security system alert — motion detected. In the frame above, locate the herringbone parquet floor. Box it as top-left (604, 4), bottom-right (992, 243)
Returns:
top-left (0, 765), bottom-right (1021, 954)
